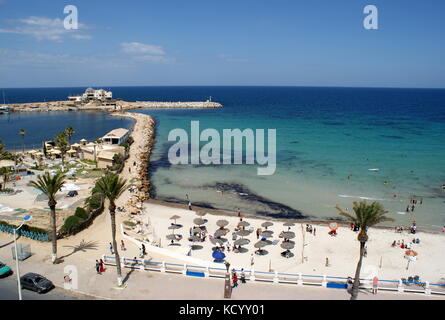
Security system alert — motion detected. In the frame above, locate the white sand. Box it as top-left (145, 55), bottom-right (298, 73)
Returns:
top-left (140, 202), bottom-right (445, 283)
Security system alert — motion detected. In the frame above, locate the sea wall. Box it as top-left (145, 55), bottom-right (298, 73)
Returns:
top-left (10, 100), bottom-right (222, 113)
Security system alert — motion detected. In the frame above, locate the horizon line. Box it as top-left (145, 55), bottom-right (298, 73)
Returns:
top-left (1, 85), bottom-right (445, 90)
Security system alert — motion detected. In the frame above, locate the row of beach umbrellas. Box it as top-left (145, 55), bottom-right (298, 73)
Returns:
top-left (165, 212), bottom-right (299, 255)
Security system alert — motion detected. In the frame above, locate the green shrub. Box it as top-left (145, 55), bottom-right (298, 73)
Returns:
top-left (88, 193), bottom-right (103, 210)
top-left (74, 207), bottom-right (89, 220)
top-left (62, 215), bottom-right (82, 232)
top-left (0, 220), bottom-right (48, 234)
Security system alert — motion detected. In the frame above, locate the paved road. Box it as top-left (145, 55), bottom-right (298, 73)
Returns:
top-left (0, 276), bottom-right (86, 300)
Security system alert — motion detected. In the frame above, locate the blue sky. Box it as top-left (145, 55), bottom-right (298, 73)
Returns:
top-left (0, 0), bottom-right (444, 88)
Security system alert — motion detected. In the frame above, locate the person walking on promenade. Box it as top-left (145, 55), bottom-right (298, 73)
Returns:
top-left (240, 268), bottom-right (246, 283)
top-left (372, 276), bottom-right (379, 294)
top-left (232, 272), bottom-right (238, 288)
top-left (95, 260), bottom-right (101, 274)
top-left (141, 243), bottom-right (146, 256)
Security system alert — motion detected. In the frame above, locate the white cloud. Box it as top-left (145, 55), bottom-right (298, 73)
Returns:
top-left (120, 42), bottom-right (173, 63)
top-left (120, 42), bottom-right (165, 55)
top-left (0, 16), bottom-right (92, 41)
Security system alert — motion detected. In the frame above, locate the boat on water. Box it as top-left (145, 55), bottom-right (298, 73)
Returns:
top-left (0, 91), bottom-right (10, 114)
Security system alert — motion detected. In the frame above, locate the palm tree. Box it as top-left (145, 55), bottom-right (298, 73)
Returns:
top-left (19, 129), bottom-right (26, 153)
top-left (0, 167), bottom-right (12, 190)
top-left (29, 172), bottom-right (66, 263)
top-left (94, 173), bottom-right (127, 286)
top-left (336, 201), bottom-right (394, 300)
top-left (65, 126), bottom-right (75, 145)
top-left (55, 132), bottom-right (69, 168)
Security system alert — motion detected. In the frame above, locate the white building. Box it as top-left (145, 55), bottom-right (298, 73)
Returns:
top-left (102, 128), bottom-right (130, 145)
top-left (68, 88), bottom-right (113, 102)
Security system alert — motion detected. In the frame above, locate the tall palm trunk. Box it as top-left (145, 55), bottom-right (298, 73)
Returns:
top-left (49, 202), bottom-right (57, 263)
top-left (351, 241), bottom-right (366, 300)
top-left (109, 202), bottom-right (123, 286)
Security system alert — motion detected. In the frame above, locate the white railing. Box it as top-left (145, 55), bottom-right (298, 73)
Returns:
top-left (101, 254), bottom-right (445, 296)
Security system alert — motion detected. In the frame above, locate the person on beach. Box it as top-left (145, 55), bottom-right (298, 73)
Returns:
top-left (121, 239), bottom-right (126, 251)
top-left (372, 276), bottom-right (379, 294)
top-left (95, 260), bottom-right (101, 275)
top-left (128, 167), bottom-right (131, 173)
top-left (250, 254), bottom-right (254, 267)
top-left (142, 243), bottom-right (146, 255)
top-left (313, 227), bottom-right (316, 236)
top-left (99, 259), bottom-right (105, 273)
top-left (237, 208), bottom-right (241, 217)
top-left (188, 202), bottom-right (192, 210)
top-left (109, 242), bottom-right (113, 254)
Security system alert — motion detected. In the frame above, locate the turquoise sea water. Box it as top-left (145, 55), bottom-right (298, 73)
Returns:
top-left (132, 87), bottom-right (445, 229)
top-left (1, 86), bottom-right (444, 228)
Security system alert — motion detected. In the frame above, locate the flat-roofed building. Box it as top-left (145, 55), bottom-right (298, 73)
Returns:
top-left (102, 128), bottom-right (130, 145)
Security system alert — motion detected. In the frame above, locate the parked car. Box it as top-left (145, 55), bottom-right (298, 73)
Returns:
top-left (20, 273), bottom-right (54, 293)
top-left (66, 190), bottom-right (78, 197)
top-left (0, 261), bottom-right (12, 278)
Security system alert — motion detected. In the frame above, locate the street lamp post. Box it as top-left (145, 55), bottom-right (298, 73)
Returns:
top-left (13, 214), bottom-right (32, 301)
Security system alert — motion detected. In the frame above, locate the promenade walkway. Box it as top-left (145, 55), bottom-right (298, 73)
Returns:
top-left (1, 232), bottom-right (443, 300)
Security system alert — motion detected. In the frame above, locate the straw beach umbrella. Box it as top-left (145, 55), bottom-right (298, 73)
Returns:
top-left (261, 230), bottom-right (274, 238)
top-left (254, 240), bottom-right (268, 248)
top-left (216, 219), bottom-right (229, 227)
top-left (193, 218), bottom-right (206, 226)
top-left (234, 238), bottom-right (250, 246)
top-left (168, 225), bottom-right (180, 231)
top-left (281, 231), bottom-right (295, 239)
top-left (210, 237), bottom-right (227, 246)
top-left (254, 240), bottom-right (269, 255)
top-left (214, 229), bottom-right (228, 237)
top-left (238, 221), bottom-right (250, 227)
top-left (170, 215), bottom-right (181, 225)
top-left (237, 229), bottom-right (250, 238)
top-left (281, 242), bottom-right (295, 250)
top-left (261, 221), bottom-right (273, 229)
